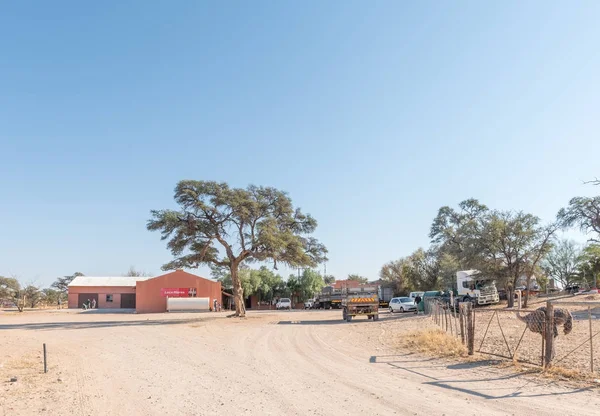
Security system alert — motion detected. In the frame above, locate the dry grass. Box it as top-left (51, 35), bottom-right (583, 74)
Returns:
top-left (400, 328), bottom-right (467, 357)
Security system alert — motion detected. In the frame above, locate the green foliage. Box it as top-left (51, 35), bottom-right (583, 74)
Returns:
top-left (24, 285), bottom-right (41, 308)
top-left (0, 277), bottom-right (24, 311)
top-left (379, 248), bottom-right (459, 295)
top-left (298, 269), bottom-right (325, 301)
top-left (431, 201), bottom-right (556, 292)
top-left (51, 272), bottom-right (84, 294)
top-left (578, 244), bottom-right (600, 287)
top-left (147, 180), bottom-right (327, 316)
top-left (347, 274), bottom-right (368, 284)
top-left (0, 276), bottom-right (20, 302)
top-left (323, 275), bottom-right (336, 285)
top-left (41, 288), bottom-right (61, 306)
top-left (542, 239), bottom-right (582, 289)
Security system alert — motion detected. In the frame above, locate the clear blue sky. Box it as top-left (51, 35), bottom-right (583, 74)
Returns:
top-left (1, 1), bottom-right (599, 287)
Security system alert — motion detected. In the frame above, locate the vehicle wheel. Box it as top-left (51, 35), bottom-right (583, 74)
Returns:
top-left (346, 315), bottom-right (353, 322)
top-left (373, 314), bottom-right (379, 321)
top-left (389, 307), bottom-right (393, 314)
top-left (399, 307), bottom-right (404, 313)
top-left (342, 308), bottom-right (347, 321)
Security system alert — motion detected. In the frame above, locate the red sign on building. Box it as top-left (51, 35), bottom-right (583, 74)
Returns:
top-left (160, 288), bottom-right (193, 297)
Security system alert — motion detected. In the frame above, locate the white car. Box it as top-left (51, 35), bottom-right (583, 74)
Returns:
top-left (389, 297), bottom-right (417, 313)
top-left (276, 298), bottom-right (292, 310)
top-left (304, 299), bottom-right (315, 309)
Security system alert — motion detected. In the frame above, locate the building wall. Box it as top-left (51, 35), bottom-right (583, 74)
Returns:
top-left (135, 270), bottom-right (222, 314)
top-left (67, 286), bottom-right (136, 309)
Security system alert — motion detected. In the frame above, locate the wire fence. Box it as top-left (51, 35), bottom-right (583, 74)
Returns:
top-left (424, 297), bottom-right (600, 374)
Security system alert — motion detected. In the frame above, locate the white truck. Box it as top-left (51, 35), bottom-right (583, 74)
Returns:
top-left (456, 270), bottom-right (499, 306)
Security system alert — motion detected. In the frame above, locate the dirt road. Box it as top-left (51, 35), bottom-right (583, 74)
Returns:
top-left (1, 309), bottom-right (599, 415)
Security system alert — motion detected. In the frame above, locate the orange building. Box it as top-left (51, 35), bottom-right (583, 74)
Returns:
top-left (68, 270), bottom-right (222, 313)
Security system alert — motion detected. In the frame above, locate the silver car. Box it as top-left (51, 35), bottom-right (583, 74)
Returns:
top-left (388, 297), bottom-right (416, 313)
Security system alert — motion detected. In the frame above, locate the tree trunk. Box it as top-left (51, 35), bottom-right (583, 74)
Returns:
top-left (230, 265), bottom-right (246, 317)
top-left (523, 275), bottom-right (531, 308)
top-left (507, 286), bottom-right (514, 308)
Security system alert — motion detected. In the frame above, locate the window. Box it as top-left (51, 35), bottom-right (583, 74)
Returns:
top-left (106, 294), bottom-right (113, 303)
top-left (462, 281), bottom-right (471, 289)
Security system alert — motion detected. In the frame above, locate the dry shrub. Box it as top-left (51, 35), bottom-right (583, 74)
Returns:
top-left (401, 328), bottom-right (467, 357)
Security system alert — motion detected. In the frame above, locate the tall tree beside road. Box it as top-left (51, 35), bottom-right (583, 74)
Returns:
top-left (542, 240), bottom-right (582, 290)
top-left (431, 200), bottom-right (556, 307)
top-left (148, 181), bottom-right (327, 317)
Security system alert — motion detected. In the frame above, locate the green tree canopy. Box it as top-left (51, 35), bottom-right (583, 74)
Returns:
top-left (297, 269), bottom-right (325, 301)
top-left (578, 244), bottom-right (600, 288)
top-left (431, 200), bottom-right (557, 307)
top-left (542, 239), bottom-right (582, 289)
top-left (42, 288), bottom-right (61, 306)
top-left (148, 181), bottom-right (327, 317)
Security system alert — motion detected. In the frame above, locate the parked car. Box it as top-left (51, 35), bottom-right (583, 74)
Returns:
top-left (304, 299), bottom-right (315, 309)
top-left (388, 297), bottom-right (417, 313)
top-left (276, 298), bottom-right (292, 310)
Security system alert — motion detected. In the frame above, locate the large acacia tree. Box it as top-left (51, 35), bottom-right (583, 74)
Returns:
top-left (147, 181), bottom-right (327, 317)
top-left (431, 199), bottom-right (556, 307)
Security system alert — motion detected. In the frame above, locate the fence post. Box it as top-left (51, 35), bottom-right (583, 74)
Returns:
top-left (544, 302), bottom-right (554, 368)
top-left (43, 343), bottom-right (47, 374)
top-left (466, 302), bottom-right (474, 355)
top-left (589, 307), bottom-right (594, 373)
top-left (459, 303), bottom-right (465, 345)
top-left (444, 308), bottom-right (449, 332)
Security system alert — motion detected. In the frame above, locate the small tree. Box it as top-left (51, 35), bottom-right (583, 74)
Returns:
top-left (323, 275), bottom-right (336, 285)
top-left (148, 181), bottom-right (327, 317)
top-left (579, 244), bottom-right (600, 289)
top-left (347, 274), bottom-right (368, 284)
top-left (298, 269), bottom-right (325, 301)
top-left (41, 288), bottom-right (60, 306)
top-left (0, 276), bottom-right (25, 311)
top-left (24, 285), bottom-right (42, 308)
top-left (542, 239), bottom-right (582, 290)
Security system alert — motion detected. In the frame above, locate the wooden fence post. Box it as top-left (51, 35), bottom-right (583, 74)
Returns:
top-left (589, 307), bottom-right (594, 373)
top-left (466, 302), bottom-right (474, 355)
top-left (544, 302), bottom-right (554, 368)
top-left (459, 303), bottom-right (465, 345)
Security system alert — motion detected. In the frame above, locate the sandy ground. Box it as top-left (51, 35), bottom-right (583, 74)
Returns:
top-left (1, 308), bottom-right (600, 416)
